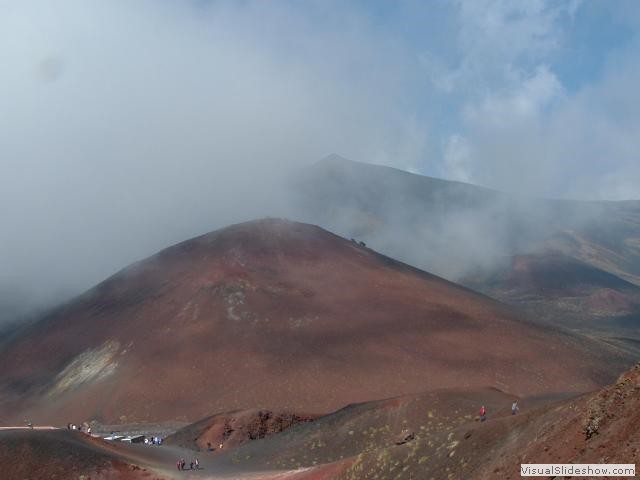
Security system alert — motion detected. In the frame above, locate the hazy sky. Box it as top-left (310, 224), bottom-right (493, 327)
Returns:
top-left (1, 0), bottom-right (640, 312)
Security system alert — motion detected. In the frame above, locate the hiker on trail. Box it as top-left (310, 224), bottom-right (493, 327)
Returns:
top-left (176, 460), bottom-right (181, 471)
top-left (479, 405), bottom-right (487, 422)
top-left (194, 458), bottom-right (200, 469)
top-left (180, 458), bottom-right (186, 470)
top-left (512, 401), bottom-right (519, 415)
top-left (190, 461), bottom-right (194, 470)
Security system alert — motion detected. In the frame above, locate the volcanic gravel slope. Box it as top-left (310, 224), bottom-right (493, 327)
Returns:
top-left (0, 219), bottom-right (630, 425)
top-left (470, 362), bottom-right (640, 479)
top-left (209, 363), bottom-right (640, 480)
top-left (164, 408), bottom-right (318, 452)
top-left (4, 365), bottom-right (637, 480)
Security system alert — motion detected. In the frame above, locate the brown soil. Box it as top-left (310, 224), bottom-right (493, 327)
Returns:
top-left (212, 364), bottom-right (639, 479)
top-left (164, 409), bottom-right (318, 452)
top-left (474, 362), bottom-right (640, 479)
top-left (0, 219), bottom-right (630, 426)
top-left (2, 363), bottom-right (637, 480)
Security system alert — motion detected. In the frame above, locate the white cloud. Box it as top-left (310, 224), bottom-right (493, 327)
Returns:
top-left (442, 134), bottom-right (473, 183)
top-left (1, 0), bottom-right (640, 318)
top-left (419, 51), bottom-right (459, 93)
top-left (427, 0), bottom-right (640, 200)
top-left (464, 65), bottom-right (564, 128)
top-left (0, 0), bottom-right (429, 309)
top-left (420, 0), bottom-right (570, 95)
top-left (456, 0), bottom-right (564, 62)
top-left (447, 47), bottom-right (640, 199)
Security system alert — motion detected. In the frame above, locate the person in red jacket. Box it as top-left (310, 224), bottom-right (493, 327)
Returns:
top-left (479, 405), bottom-right (487, 422)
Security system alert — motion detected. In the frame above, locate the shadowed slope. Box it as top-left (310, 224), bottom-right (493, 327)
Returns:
top-left (0, 429), bottom-right (155, 480)
top-left (0, 219), bottom-right (629, 425)
top-left (463, 252), bottom-right (640, 355)
top-left (477, 252), bottom-right (639, 295)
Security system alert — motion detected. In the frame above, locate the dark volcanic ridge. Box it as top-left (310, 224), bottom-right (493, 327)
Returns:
top-left (463, 251), bottom-right (640, 355)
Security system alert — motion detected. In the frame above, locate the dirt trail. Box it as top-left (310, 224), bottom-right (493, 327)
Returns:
top-left (0, 426), bottom-right (57, 430)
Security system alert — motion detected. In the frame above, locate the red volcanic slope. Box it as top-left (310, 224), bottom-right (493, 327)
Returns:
top-left (210, 385), bottom-right (522, 473)
top-left (164, 409), bottom-right (318, 452)
top-left (0, 219), bottom-right (629, 425)
top-left (226, 363), bottom-right (640, 480)
top-left (5, 365), bottom-right (637, 480)
top-left (472, 362), bottom-right (640, 479)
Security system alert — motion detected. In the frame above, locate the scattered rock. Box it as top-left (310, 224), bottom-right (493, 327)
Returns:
top-left (395, 429), bottom-right (415, 445)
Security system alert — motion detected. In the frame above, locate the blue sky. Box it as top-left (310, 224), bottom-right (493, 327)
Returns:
top-left (337, 0), bottom-right (640, 199)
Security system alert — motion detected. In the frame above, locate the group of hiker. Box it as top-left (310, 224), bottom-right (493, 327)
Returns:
top-left (479, 400), bottom-right (519, 422)
top-left (67, 423), bottom-right (91, 434)
top-left (176, 458), bottom-right (199, 471)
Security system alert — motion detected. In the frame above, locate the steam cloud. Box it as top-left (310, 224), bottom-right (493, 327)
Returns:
top-left (0, 0), bottom-right (424, 320)
top-left (1, 1), bottom-right (640, 323)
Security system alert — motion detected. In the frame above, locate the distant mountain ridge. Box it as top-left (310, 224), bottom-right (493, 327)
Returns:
top-left (291, 155), bottom-right (640, 349)
top-left (294, 154), bottom-right (640, 282)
